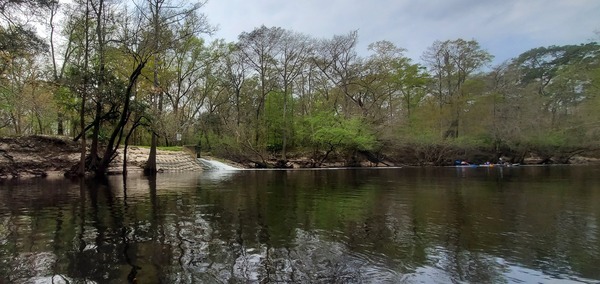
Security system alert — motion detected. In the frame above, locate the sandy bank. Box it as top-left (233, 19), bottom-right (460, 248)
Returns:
top-left (0, 136), bottom-right (203, 178)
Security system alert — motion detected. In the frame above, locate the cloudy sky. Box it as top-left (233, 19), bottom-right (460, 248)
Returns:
top-left (202, 0), bottom-right (600, 65)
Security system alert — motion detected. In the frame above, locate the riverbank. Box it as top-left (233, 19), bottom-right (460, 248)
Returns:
top-left (0, 136), bottom-right (203, 178)
top-left (223, 148), bottom-right (600, 169)
top-left (1, 135), bottom-right (599, 178)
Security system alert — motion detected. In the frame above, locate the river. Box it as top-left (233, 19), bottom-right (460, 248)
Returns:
top-left (1, 166), bottom-right (599, 283)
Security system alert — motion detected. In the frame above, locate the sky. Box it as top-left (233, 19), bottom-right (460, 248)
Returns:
top-left (202, 0), bottom-right (600, 66)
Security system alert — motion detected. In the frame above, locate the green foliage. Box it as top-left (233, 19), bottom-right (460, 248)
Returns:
top-left (0, 24), bottom-right (48, 58)
top-left (157, 146), bottom-right (183, 151)
top-left (301, 111), bottom-right (376, 152)
top-left (137, 145), bottom-right (183, 151)
top-left (514, 43), bottom-right (600, 87)
top-left (53, 86), bottom-right (78, 111)
top-left (526, 131), bottom-right (567, 148)
top-left (1, 4), bottom-right (599, 167)
top-left (264, 91), bottom-right (285, 146)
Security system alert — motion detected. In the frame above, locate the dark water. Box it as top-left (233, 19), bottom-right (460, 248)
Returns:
top-left (1, 166), bottom-right (600, 283)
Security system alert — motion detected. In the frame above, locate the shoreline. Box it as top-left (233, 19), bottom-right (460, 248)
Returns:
top-left (2, 135), bottom-right (599, 179)
top-left (0, 136), bottom-right (204, 179)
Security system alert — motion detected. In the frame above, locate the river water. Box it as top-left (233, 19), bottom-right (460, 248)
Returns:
top-left (1, 166), bottom-right (599, 283)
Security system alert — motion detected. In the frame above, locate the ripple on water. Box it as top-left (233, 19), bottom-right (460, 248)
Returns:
top-left (1, 167), bottom-right (600, 283)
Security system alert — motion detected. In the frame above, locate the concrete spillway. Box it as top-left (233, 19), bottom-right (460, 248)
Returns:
top-left (198, 158), bottom-right (240, 171)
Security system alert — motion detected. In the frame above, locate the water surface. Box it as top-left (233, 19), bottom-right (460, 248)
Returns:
top-left (1, 166), bottom-right (599, 283)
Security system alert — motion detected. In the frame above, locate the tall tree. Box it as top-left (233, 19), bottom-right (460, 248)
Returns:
top-left (92, 1), bottom-right (156, 175)
top-left (47, 0), bottom-right (74, 136)
top-left (88, 0), bottom-right (110, 170)
top-left (273, 30), bottom-right (311, 160)
top-left (313, 31), bottom-right (361, 116)
top-left (0, 0), bottom-right (51, 61)
top-left (78, 0), bottom-right (91, 175)
top-left (512, 43), bottom-right (600, 128)
top-left (222, 44), bottom-right (247, 128)
top-left (237, 25), bottom-right (284, 146)
top-left (142, 0), bottom-right (213, 175)
top-left (363, 40), bottom-right (429, 144)
top-left (422, 39), bottom-right (492, 138)
top-left (59, 0), bottom-right (95, 175)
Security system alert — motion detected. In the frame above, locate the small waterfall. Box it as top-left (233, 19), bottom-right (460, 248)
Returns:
top-left (198, 158), bottom-right (240, 171)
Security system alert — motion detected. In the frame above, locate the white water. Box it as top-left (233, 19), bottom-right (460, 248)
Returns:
top-left (198, 158), bottom-right (240, 171)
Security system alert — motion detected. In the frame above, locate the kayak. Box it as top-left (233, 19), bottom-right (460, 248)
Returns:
top-left (452, 163), bottom-right (520, 168)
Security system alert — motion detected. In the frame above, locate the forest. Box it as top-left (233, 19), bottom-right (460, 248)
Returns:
top-left (1, 0), bottom-right (599, 175)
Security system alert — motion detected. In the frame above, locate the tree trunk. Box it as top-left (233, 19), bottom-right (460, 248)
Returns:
top-left (78, 0), bottom-right (91, 176)
top-left (145, 133), bottom-right (158, 175)
top-left (281, 81), bottom-right (288, 161)
top-left (89, 102), bottom-right (102, 169)
top-left (95, 61), bottom-right (146, 176)
top-left (57, 114), bottom-right (64, 136)
top-left (123, 116), bottom-right (142, 175)
top-left (144, 1), bottom-right (162, 175)
top-left (90, 0), bottom-right (106, 170)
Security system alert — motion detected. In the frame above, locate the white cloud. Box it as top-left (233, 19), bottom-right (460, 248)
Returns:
top-left (202, 0), bottom-right (600, 65)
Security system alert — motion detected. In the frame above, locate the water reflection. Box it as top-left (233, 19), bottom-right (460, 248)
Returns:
top-left (0, 167), bottom-right (599, 283)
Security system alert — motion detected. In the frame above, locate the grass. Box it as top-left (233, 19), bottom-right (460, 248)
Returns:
top-left (158, 146), bottom-right (183, 151)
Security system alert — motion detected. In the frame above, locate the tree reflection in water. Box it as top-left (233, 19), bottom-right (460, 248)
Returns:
top-left (0, 167), bottom-right (599, 283)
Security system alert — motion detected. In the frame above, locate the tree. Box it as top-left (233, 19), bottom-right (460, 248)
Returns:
top-left (88, 0), bottom-right (158, 176)
top-left (482, 62), bottom-right (530, 153)
top-left (0, 55), bottom-right (55, 134)
top-left (361, 41), bottom-right (429, 149)
top-left (142, 0), bottom-right (213, 175)
top-left (161, 24), bottom-right (212, 146)
top-left (273, 30), bottom-right (311, 160)
top-left (0, 0), bottom-right (52, 134)
top-left (47, 0), bottom-right (77, 136)
top-left (312, 30), bottom-right (362, 116)
top-left (94, 56), bottom-right (148, 176)
top-left (167, 38), bottom-right (228, 149)
top-left (222, 43), bottom-right (247, 128)
top-left (237, 25), bottom-right (284, 146)
top-left (363, 41), bottom-right (406, 122)
top-left (422, 39), bottom-right (493, 138)
top-left (88, 0), bottom-right (111, 170)
top-left (300, 111), bottom-right (376, 166)
top-left (512, 43), bottom-right (600, 128)
top-left (0, 0), bottom-right (51, 62)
